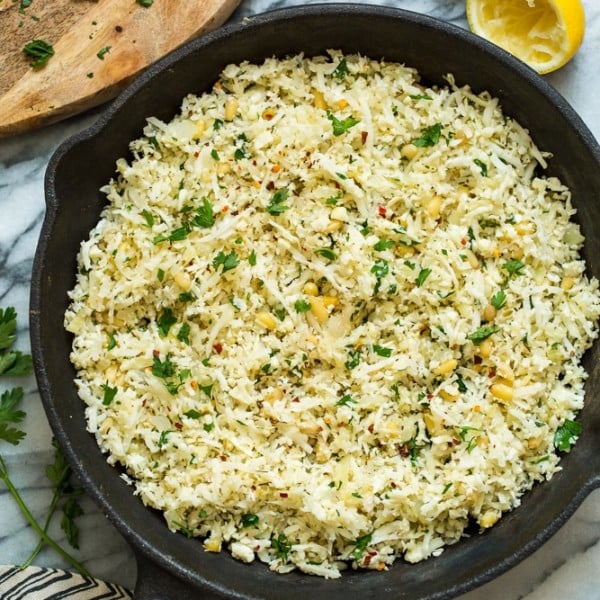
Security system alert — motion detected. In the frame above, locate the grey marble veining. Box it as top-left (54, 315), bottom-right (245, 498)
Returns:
top-left (1, 0), bottom-right (600, 597)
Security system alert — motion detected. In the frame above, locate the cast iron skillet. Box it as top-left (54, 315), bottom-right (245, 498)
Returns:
top-left (31, 5), bottom-right (600, 599)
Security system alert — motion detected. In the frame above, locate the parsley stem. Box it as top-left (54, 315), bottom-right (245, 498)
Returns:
top-left (20, 487), bottom-right (61, 569)
top-left (0, 456), bottom-right (90, 576)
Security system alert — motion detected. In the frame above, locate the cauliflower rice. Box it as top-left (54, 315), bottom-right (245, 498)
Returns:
top-left (65, 52), bottom-right (600, 578)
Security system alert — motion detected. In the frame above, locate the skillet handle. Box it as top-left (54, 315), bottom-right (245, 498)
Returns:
top-left (133, 551), bottom-right (226, 599)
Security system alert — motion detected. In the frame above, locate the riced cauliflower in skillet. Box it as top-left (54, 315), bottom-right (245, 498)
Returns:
top-left (65, 52), bottom-right (600, 578)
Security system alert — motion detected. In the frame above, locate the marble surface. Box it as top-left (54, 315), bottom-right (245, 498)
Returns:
top-left (1, 0), bottom-right (599, 597)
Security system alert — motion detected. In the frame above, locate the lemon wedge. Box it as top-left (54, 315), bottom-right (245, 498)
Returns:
top-left (466, 0), bottom-right (585, 74)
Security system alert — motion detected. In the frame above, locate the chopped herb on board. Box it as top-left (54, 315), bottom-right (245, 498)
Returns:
top-left (96, 46), bottom-right (111, 60)
top-left (137, 0), bottom-right (154, 6)
top-left (22, 39), bottom-right (54, 68)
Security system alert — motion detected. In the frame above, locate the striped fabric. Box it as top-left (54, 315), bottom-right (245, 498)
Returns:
top-left (0, 566), bottom-right (132, 600)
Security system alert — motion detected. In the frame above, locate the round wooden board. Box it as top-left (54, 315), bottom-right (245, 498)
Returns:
top-left (0, 0), bottom-right (241, 137)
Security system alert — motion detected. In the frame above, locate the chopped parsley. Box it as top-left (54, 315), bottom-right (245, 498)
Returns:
top-left (336, 394), bottom-right (356, 407)
top-left (491, 290), bottom-right (507, 310)
top-left (467, 326), bottom-right (499, 345)
top-left (351, 532), bottom-right (372, 560)
top-left (265, 188), bottom-right (290, 215)
top-left (157, 308), bottom-right (177, 337)
top-left (345, 349), bottom-right (362, 370)
top-left (191, 197), bottom-right (215, 228)
top-left (373, 344), bottom-right (392, 358)
top-left (248, 249), bottom-right (257, 266)
top-left (415, 267), bottom-right (432, 287)
top-left (212, 250), bottom-right (240, 273)
top-left (101, 383), bottom-right (117, 406)
top-left (271, 533), bottom-right (292, 563)
top-left (373, 239), bottom-right (395, 252)
top-left (315, 247), bottom-right (338, 261)
top-left (332, 58), bottom-right (349, 80)
top-left (554, 419), bottom-right (582, 452)
top-left (327, 111), bottom-right (360, 136)
top-left (137, 0), bottom-right (154, 6)
top-left (241, 513), bottom-right (259, 527)
top-left (473, 158), bottom-right (488, 176)
top-left (502, 259), bottom-right (525, 277)
top-left (294, 299), bottom-right (312, 313)
top-left (413, 122), bottom-right (442, 147)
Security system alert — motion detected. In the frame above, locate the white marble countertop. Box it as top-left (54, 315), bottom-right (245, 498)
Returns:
top-left (1, 0), bottom-right (599, 598)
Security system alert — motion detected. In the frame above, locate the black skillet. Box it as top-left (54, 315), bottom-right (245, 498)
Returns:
top-left (31, 5), bottom-right (600, 599)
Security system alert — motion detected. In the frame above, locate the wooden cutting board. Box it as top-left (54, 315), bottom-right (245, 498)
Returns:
top-left (0, 0), bottom-right (241, 137)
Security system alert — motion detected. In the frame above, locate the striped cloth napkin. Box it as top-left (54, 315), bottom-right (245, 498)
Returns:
top-left (0, 566), bottom-right (132, 599)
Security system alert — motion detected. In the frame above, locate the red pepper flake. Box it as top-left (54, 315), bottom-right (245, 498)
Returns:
top-left (194, 151), bottom-right (200, 158)
top-left (291, 396), bottom-right (300, 403)
top-left (174, 422), bottom-right (183, 430)
top-left (220, 455), bottom-right (227, 461)
top-left (390, 481), bottom-right (397, 488)
top-left (221, 205), bottom-right (229, 213)
top-left (488, 369), bottom-right (496, 378)
top-left (361, 131), bottom-right (368, 144)
top-left (368, 423), bottom-right (375, 434)
top-left (213, 343), bottom-right (223, 354)
top-left (460, 237), bottom-right (467, 246)
top-left (153, 349), bottom-right (160, 357)
top-left (426, 393), bottom-right (434, 399)
top-left (279, 492), bottom-right (288, 498)
top-left (251, 484), bottom-right (257, 490)
top-left (266, 181), bottom-right (275, 191)
top-left (363, 555), bottom-right (372, 566)
top-left (378, 205), bottom-right (387, 217)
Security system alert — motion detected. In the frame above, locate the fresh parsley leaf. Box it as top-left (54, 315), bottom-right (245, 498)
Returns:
top-left (373, 344), bottom-right (392, 358)
top-left (467, 326), bottom-right (499, 345)
top-left (191, 197), bottom-right (215, 228)
top-left (0, 352), bottom-right (33, 377)
top-left (177, 322), bottom-right (190, 345)
top-left (141, 209), bottom-right (154, 228)
top-left (554, 419), bottom-right (582, 452)
top-left (327, 111), bottom-right (360, 136)
top-left (184, 409), bottom-right (201, 419)
top-left (473, 158), bottom-right (488, 176)
top-left (373, 239), bottom-right (395, 251)
top-left (502, 259), bottom-right (525, 277)
top-left (101, 383), bottom-right (117, 406)
top-left (315, 247), bottom-right (338, 260)
top-left (410, 93), bottom-right (433, 100)
top-left (294, 299), bottom-right (312, 313)
top-left (336, 394), bottom-right (356, 407)
top-left (332, 58), bottom-right (349, 80)
top-left (61, 497), bottom-right (84, 548)
top-left (137, 0), bottom-right (154, 7)
top-left (415, 267), bottom-right (432, 287)
top-left (351, 533), bottom-right (372, 560)
top-left (248, 249), bottom-right (257, 266)
top-left (157, 308), bottom-right (177, 337)
top-left (210, 149), bottom-right (220, 161)
top-left (241, 513), bottom-right (259, 527)
top-left (23, 39), bottom-right (54, 68)
top-left (271, 533), bottom-right (292, 563)
top-left (0, 387), bottom-right (26, 425)
top-left (203, 421), bottom-right (215, 432)
top-left (265, 188), bottom-right (290, 215)
top-left (212, 250), bottom-right (240, 273)
top-left (0, 307), bottom-right (17, 350)
top-left (413, 123), bottom-right (442, 147)
top-left (491, 290), bottom-right (507, 310)
top-left (345, 349), bottom-right (361, 370)
top-left (152, 353), bottom-right (176, 379)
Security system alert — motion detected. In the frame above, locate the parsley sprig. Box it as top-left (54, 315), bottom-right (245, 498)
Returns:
top-left (0, 307), bottom-right (88, 575)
